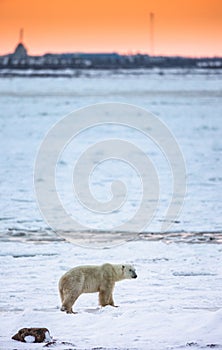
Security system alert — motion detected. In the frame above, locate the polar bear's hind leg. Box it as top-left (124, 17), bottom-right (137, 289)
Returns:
top-left (61, 291), bottom-right (80, 313)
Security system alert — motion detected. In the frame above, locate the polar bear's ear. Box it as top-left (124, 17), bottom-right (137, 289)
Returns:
top-left (122, 265), bottom-right (125, 270)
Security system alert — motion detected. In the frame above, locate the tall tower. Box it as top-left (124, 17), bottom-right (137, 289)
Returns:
top-left (19, 28), bottom-right (24, 43)
top-left (149, 12), bottom-right (154, 56)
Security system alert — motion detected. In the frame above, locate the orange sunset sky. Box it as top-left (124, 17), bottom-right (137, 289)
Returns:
top-left (0, 0), bottom-right (222, 57)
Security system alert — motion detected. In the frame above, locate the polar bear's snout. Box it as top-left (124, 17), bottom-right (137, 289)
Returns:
top-left (132, 272), bottom-right (137, 278)
top-left (124, 265), bottom-right (137, 279)
top-left (130, 269), bottom-right (137, 279)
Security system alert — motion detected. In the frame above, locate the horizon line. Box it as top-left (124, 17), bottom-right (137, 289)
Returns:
top-left (1, 44), bottom-right (222, 60)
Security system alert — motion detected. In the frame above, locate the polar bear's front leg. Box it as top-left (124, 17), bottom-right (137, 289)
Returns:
top-left (99, 286), bottom-right (117, 307)
top-left (108, 294), bottom-right (119, 307)
top-left (99, 289), bottom-right (110, 306)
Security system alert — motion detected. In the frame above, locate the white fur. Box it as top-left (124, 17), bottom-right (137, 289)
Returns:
top-left (59, 263), bottom-right (137, 313)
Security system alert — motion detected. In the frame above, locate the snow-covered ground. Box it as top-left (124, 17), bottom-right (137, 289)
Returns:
top-left (0, 69), bottom-right (222, 234)
top-left (0, 69), bottom-right (222, 349)
top-left (0, 240), bottom-right (222, 350)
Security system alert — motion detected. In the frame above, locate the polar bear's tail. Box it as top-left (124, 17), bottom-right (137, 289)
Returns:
top-left (59, 285), bottom-right (66, 312)
top-left (58, 279), bottom-right (64, 302)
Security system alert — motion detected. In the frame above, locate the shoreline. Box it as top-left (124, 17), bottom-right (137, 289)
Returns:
top-left (0, 230), bottom-right (221, 245)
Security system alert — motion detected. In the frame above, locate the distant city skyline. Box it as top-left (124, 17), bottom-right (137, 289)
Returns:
top-left (1, 0), bottom-right (222, 57)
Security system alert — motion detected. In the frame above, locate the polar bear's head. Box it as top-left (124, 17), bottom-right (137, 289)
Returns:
top-left (122, 264), bottom-right (137, 279)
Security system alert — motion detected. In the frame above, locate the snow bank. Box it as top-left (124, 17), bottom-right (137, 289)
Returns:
top-left (0, 240), bottom-right (221, 349)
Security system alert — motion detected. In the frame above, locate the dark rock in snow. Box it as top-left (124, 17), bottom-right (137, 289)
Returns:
top-left (12, 327), bottom-right (51, 343)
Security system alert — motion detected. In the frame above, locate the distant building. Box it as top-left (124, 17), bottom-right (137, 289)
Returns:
top-left (13, 42), bottom-right (28, 60)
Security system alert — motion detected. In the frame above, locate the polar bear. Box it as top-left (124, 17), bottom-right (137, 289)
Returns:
top-left (58, 263), bottom-right (137, 313)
